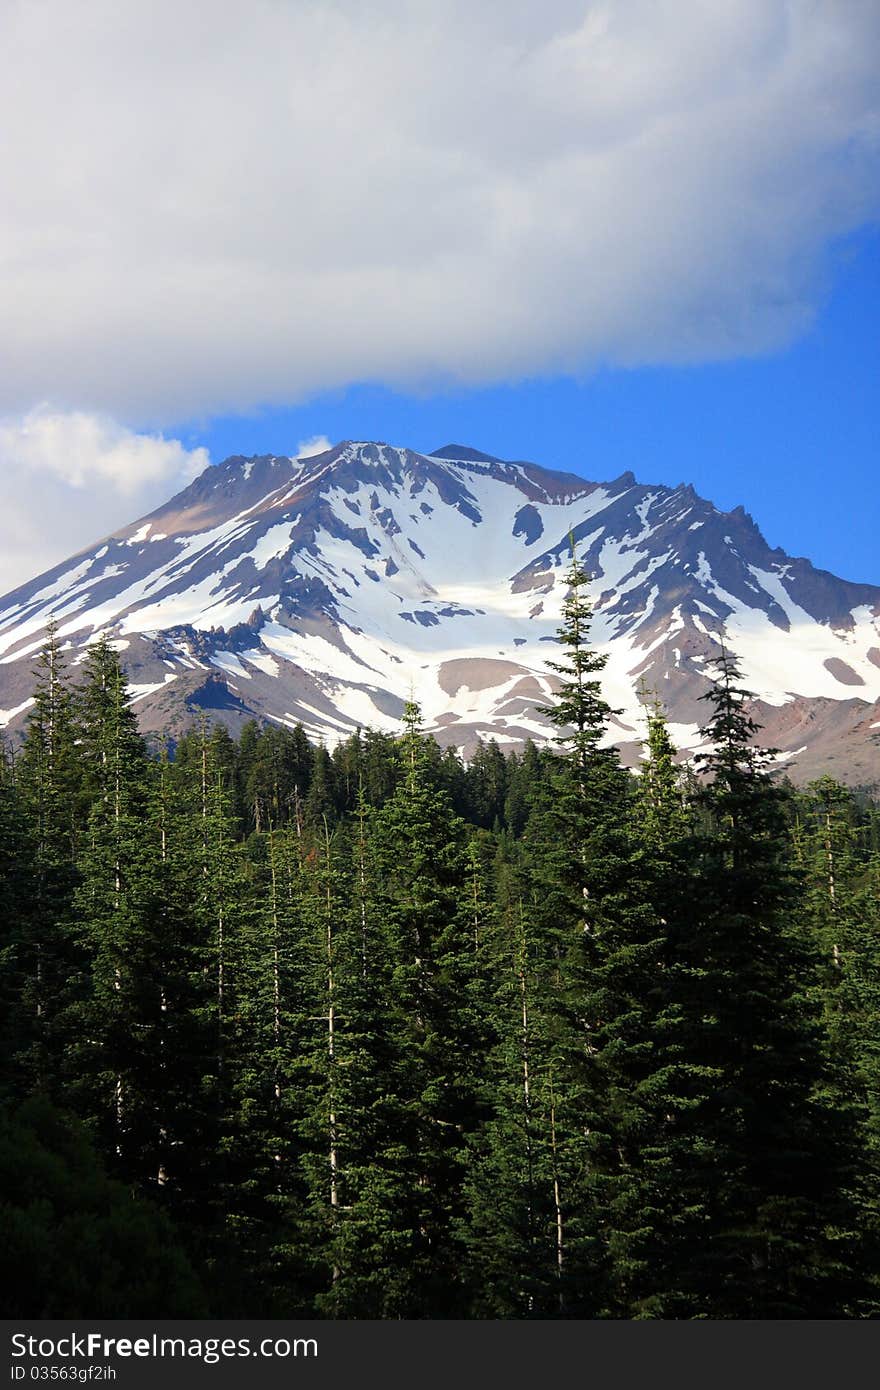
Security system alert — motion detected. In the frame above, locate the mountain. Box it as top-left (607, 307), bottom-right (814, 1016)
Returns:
top-left (1, 441), bottom-right (879, 783)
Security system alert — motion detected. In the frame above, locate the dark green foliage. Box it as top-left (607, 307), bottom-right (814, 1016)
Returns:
top-left (462, 877), bottom-right (583, 1317)
top-left (792, 776), bottom-right (880, 1297)
top-left (464, 739), bottom-right (509, 829)
top-left (341, 702), bottom-right (487, 1316)
top-left (13, 625), bottom-right (86, 1095)
top-left (68, 639), bottom-right (155, 1165)
top-left (305, 744), bottom-right (339, 827)
top-left (527, 549), bottom-right (678, 1316)
top-left (1, 615), bottom-right (878, 1320)
top-left (667, 654), bottom-right (865, 1317)
top-left (0, 743), bottom-right (38, 1101)
top-left (238, 720), bottom-right (313, 832)
top-left (0, 1096), bottom-right (206, 1317)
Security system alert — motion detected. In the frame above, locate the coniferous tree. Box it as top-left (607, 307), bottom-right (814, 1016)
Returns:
top-left (69, 637), bottom-right (158, 1176)
top-left (0, 742), bottom-right (38, 1100)
top-left (582, 700), bottom-right (700, 1318)
top-left (354, 701), bottom-right (487, 1316)
top-left (215, 814), bottom-right (320, 1313)
top-left (521, 543), bottom-right (647, 1315)
top-left (0, 1096), bottom-right (207, 1317)
top-left (5, 614), bottom-right (879, 1319)
top-left (303, 784), bottom-right (405, 1316)
top-left (357, 728), bottom-right (399, 808)
top-left (15, 622), bottom-right (85, 1095)
top-left (675, 652), bottom-right (865, 1316)
top-left (145, 744), bottom-right (220, 1216)
top-left (305, 744), bottom-right (338, 827)
top-left (168, 717), bottom-right (259, 1303)
top-left (794, 777), bottom-right (880, 1287)
top-left (462, 862), bottom-right (581, 1316)
top-left (465, 739), bottom-right (508, 829)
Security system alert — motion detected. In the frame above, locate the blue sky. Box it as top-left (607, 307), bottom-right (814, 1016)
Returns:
top-left (186, 227), bottom-right (878, 585)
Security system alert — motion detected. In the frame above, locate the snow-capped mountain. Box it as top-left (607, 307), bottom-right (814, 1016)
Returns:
top-left (1, 441), bottom-right (879, 783)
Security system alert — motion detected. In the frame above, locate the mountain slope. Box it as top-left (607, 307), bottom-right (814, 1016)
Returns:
top-left (1, 441), bottom-right (878, 783)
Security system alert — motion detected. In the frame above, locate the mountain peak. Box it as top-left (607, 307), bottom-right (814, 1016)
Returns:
top-left (430, 444), bottom-right (503, 464)
top-left (0, 438), bottom-right (878, 785)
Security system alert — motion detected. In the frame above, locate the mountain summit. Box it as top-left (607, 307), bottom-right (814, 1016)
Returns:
top-left (1, 441), bottom-right (878, 782)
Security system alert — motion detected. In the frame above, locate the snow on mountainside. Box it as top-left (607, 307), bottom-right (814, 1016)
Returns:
top-left (1, 441), bottom-right (879, 784)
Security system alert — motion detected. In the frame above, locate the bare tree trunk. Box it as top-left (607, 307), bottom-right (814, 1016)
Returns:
top-left (825, 809), bottom-right (841, 969)
top-left (113, 682), bottom-right (123, 1158)
top-left (470, 848), bottom-right (481, 948)
top-left (549, 1074), bottom-right (565, 1313)
top-left (322, 818), bottom-right (340, 1283)
top-left (200, 729), bottom-right (225, 1070)
top-left (356, 791), bottom-right (369, 979)
top-left (157, 753), bottom-right (169, 1186)
top-left (518, 902), bottom-right (536, 1314)
top-left (269, 830), bottom-right (282, 1101)
top-left (268, 828), bottom-right (283, 1179)
top-left (157, 987), bottom-right (168, 1185)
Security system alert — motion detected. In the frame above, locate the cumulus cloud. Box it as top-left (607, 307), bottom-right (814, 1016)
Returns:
top-left (0, 1), bottom-right (877, 422)
top-left (295, 435), bottom-right (334, 461)
top-left (0, 408), bottom-right (209, 593)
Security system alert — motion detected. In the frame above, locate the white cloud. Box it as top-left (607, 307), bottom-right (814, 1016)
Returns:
top-left (294, 435), bottom-right (333, 461)
top-left (0, 408), bottom-right (209, 593)
top-left (0, 1), bottom-right (877, 422)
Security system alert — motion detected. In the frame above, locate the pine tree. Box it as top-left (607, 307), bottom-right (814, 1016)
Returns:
top-left (145, 744), bottom-right (221, 1216)
top-left (305, 744), bottom-right (338, 827)
top-left (521, 542), bottom-right (646, 1315)
top-left (286, 784), bottom-right (400, 1316)
top-left (502, 741), bottom-right (544, 837)
top-left (358, 728), bottom-right (399, 807)
top-left (158, 719), bottom-right (279, 1310)
top-left (68, 637), bottom-right (158, 1176)
top-left (465, 739), bottom-right (509, 829)
top-left (15, 622), bottom-right (85, 1094)
top-left (343, 701), bottom-right (487, 1316)
top-left (8, 608), bottom-right (877, 1319)
top-left (638, 699), bottom-right (688, 850)
top-left (794, 777), bottom-right (880, 1298)
top-left (580, 700), bottom-right (701, 1318)
top-left (214, 813), bottom-right (320, 1313)
top-left (0, 1096), bottom-right (207, 1317)
top-left (0, 742), bottom-right (38, 1100)
top-left (673, 652), bottom-right (866, 1316)
top-left (239, 723), bottom-right (313, 833)
top-left (462, 860), bottom-right (584, 1317)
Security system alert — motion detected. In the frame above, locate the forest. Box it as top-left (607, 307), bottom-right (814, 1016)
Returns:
top-left (1, 555), bottom-right (879, 1320)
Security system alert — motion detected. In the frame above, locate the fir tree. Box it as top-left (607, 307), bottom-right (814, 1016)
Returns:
top-left (4, 617), bottom-right (878, 1319)
top-left (0, 742), bottom-right (38, 1100)
top-left (15, 622), bottom-right (85, 1094)
top-left (0, 1096), bottom-right (207, 1317)
top-left (145, 744), bottom-right (221, 1216)
top-left (794, 777), bottom-right (880, 1297)
top-left (465, 739), bottom-right (509, 829)
top-left (303, 784), bottom-right (404, 1316)
top-left (351, 701), bottom-right (487, 1316)
top-left (462, 869), bottom-right (583, 1317)
top-left (305, 744), bottom-right (338, 827)
top-left (581, 700), bottom-right (698, 1318)
top-left (524, 542), bottom-right (644, 1315)
top-left (68, 637), bottom-right (158, 1176)
top-left (674, 652), bottom-right (865, 1316)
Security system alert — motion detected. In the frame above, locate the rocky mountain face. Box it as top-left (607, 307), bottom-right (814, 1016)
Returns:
top-left (1, 441), bottom-right (878, 784)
